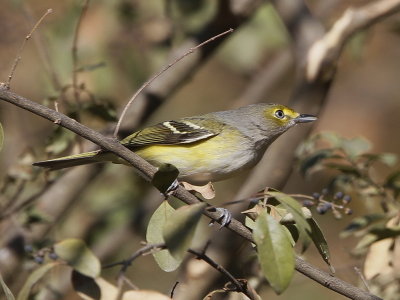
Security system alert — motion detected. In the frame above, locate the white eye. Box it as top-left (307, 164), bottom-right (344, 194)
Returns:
top-left (275, 109), bottom-right (285, 119)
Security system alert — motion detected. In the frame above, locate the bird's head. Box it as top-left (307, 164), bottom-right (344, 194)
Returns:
top-left (258, 104), bottom-right (317, 137)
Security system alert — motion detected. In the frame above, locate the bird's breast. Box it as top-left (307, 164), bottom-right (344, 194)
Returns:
top-left (134, 130), bottom-right (260, 185)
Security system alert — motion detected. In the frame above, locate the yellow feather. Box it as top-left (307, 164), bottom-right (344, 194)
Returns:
top-left (134, 128), bottom-right (254, 184)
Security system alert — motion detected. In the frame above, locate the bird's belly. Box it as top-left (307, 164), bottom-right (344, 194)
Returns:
top-left (134, 135), bottom-right (258, 185)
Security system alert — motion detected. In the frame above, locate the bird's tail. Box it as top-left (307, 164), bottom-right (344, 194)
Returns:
top-left (33, 150), bottom-right (107, 170)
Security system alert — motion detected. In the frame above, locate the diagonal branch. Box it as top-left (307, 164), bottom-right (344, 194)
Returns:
top-left (306, 0), bottom-right (400, 81)
top-left (0, 88), bottom-right (381, 300)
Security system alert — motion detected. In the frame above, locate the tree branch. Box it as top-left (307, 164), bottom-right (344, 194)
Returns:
top-left (0, 88), bottom-right (381, 299)
top-left (306, 0), bottom-right (400, 81)
top-left (104, 242), bottom-right (251, 298)
top-left (187, 248), bottom-right (246, 296)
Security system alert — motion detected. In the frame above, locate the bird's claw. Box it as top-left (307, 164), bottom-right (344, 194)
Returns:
top-left (163, 179), bottom-right (180, 198)
top-left (207, 207), bottom-right (232, 228)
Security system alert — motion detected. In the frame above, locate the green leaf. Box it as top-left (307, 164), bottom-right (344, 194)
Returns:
top-left (54, 238), bottom-right (100, 278)
top-left (163, 203), bottom-right (206, 261)
top-left (267, 192), bottom-right (311, 251)
top-left (361, 153), bottom-right (380, 164)
top-left (385, 171), bottom-right (400, 198)
top-left (280, 207), bottom-right (312, 224)
top-left (253, 211), bottom-right (295, 294)
top-left (340, 137), bottom-right (371, 158)
top-left (71, 270), bottom-right (101, 300)
top-left (308, 218), bottom-right (332, 268)
top-left (353, 234), bottom-right (380, 254)
top-left (282, 224), bottom-right (297, 247)
top-left (17, 263), bottom-right (59, 300)
top-left (146, 201), bottom-right (181, 272)
top-left (151, 164), bottom-right (179, 194)
top-left (45, 127), bottom-right (76, 155)
top-left (324, 163), bottom-right (361, 176)
top-left (354, 225), bottom-right (400, 252)
top-left (23, 207), bottom-right (51, 226)
top-left (76, 61), bottom-right (106, 73)
top-left (378, 153), bottom-right (398, 166)
top-left (340, 214), bottom-right (385, 238)
top-left (0, 271), bottom-right (15, 300)
top-left (245, 216), bottom-right (256, 230)
top-left (299, 149), bottom-right (336, 175)
top-left (369, 225), bottom-right (400, 238)
top-left (0, 122), bottom-right (4, 152)
top-left (362, 153), bottom-right (398, 167)
top-left (317, 132), bottom-right (341, 147)
top-left (84, 100), bottom-right (117, 122)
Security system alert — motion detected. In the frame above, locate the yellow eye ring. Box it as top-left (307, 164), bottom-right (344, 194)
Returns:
top-left (274, 109), bottom-right (285, 119)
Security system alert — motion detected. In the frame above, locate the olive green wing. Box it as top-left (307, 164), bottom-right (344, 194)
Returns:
top-left (33, 118), bottom-right (222, 171)
top-left (121, 119), bottom-right (221, 148)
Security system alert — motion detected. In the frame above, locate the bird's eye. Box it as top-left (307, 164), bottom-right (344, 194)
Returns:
top-left (275, 110), bottom-right (285, 119)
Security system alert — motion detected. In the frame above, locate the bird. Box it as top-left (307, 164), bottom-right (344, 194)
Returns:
top-left (33, 103), bottom-right (317, 186)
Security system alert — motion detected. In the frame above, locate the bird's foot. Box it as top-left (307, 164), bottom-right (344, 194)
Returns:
top-left (163, 179), bottom-right (180, 197)
top-left (207, 207), bottom-right (232, 228)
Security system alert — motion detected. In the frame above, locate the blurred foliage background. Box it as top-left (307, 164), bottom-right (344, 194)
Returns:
top-left (0, 0), bottom-right (400, 299)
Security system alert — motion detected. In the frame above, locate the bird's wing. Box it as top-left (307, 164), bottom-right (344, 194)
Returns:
top-left (121, 118), bottom-right (221, 148)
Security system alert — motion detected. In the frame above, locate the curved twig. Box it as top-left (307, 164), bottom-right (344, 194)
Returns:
top-left (71, 0), bottom-right (90, 105)
top-left (113, 28), bottom-right (234, 137)
top-left (5, 8), bottom-right (53, 89)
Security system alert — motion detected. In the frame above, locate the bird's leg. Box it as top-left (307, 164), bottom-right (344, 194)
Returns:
top-left (181, 181), bottom-right (232, 227)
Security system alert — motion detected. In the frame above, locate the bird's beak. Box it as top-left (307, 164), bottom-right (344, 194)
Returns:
top-left (295, 114), bottom-right (317, 123)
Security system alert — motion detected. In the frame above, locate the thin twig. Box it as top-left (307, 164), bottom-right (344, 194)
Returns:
top-left (22, 4), bottom-right (63, 94)
top-left (116, 275), bottom-right (124, 300)
top-left (188, 248), bottom-right (245, 294)
top-left (102, 243), bottom-right (166, 270)
top-left (115, 275), bottom-right (138, 300)
top-left (103, 241), bottom-right (249, 298)
top-left (354, 266), bottom-right (371, 292)
top-left (170, 281), bottom-right (179, 298)
top-left (105, 243), bottom-right (166, 300)
top-left (72, 0), bottom-right (90, 104)
top-left (5, 8), bottom-right (53, 89)
top-left (0, 179), bottom-right (27, 215)
top-left (120, 275), bottom-right (138, 290)
top-left (0, 179), bottom-right (55, 222)
top-left (113, 28), bottom-right (234, 137)
top-left (22, 4), bottom-right (67, 111)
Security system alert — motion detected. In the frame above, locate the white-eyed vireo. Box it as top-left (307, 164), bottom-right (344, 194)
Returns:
top-left (33, 103), bottom-right (316, 184)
